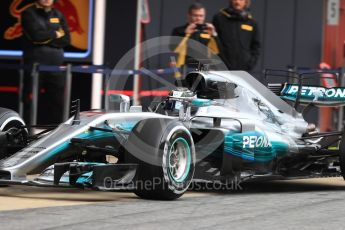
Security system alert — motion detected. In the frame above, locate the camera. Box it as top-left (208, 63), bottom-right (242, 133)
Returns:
top-left (196, 24), bottom-right (207, 31)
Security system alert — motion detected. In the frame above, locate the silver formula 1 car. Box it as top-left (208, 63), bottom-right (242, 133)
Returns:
top-left (0, 68), bottom-right (344, 200)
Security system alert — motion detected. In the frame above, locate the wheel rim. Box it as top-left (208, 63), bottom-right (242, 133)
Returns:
top-left (168, 137), bottom-right (191, 183)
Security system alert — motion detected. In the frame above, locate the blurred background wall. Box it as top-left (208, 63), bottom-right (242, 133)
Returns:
top-left (143, 0), bottom-right (324, 82)
top-left (0, 0), bottom-right (341, 127)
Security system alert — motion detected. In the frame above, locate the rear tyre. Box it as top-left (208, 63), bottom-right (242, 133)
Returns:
top-left (0, 108), bottom-right (26, 187)
top-left (0, 108), bottom-right (26, 160)
top-left (125, 118), bottom-right (195, 200)
top-left (339, 133), bottom-right (345, 180)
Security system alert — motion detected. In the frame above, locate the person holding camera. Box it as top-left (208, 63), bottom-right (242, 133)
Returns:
top-left (213, 0), bottom-right (260, 71)
top-left (171, 3), bottom-right (219, 69)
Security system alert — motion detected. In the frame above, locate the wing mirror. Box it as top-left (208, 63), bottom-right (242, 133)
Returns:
top-left (109, 94), bottom-right (130, 112)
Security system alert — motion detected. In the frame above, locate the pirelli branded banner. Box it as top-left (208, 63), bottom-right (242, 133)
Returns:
top-left (281, 84), bottom-right (345, 106)
top-left (0, 0), bottom-right (94, 59)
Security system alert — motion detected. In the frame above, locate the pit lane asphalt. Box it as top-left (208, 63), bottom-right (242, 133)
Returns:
top-left (1, 178), bottom-right (345, 230)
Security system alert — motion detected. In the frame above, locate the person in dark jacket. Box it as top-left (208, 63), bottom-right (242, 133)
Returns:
top-left (213, 0), bottom-right (260, 71)
top-left (171, 3), bottom-right (219, 70)
top-left (21, 0), bottom-right (70, 124)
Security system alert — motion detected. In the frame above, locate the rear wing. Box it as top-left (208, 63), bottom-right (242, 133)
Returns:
top-left (268, 83), bottom-right (345, 107)
top-left (264, 69), bottom-right (343, 108)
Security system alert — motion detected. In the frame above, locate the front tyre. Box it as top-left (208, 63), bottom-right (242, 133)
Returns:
top-left (162, 128), bottom-right (195, 197)
top-left (125, 119), bottom-right (195, 200)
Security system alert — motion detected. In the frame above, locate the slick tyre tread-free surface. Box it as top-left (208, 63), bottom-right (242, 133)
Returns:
top-left (339, 131), bottom-right (345, 180)
top-left (0, 107), bottom-right (26, 160)
top-left (0, 108), bottom-right (25, 131)
top-left (125, 118), bottom-right (195, 200)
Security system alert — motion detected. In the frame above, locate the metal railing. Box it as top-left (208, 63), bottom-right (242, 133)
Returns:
top-left (0, 62), bottom-right (182, 125)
